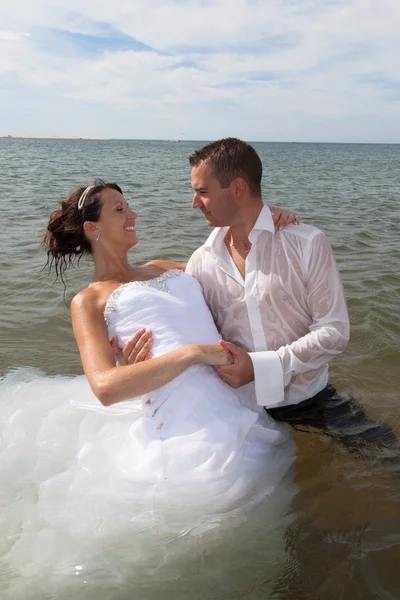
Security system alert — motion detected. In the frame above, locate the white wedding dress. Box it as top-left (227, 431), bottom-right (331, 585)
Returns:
top-left (0, 270), bottom-right (296, 599)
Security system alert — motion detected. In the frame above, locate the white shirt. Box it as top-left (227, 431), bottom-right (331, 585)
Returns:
top-left (186, 206), bottom-right (350, 409)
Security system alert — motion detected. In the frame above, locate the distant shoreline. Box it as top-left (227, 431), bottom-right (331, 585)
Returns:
top-left (0, 135), bottom-right (106, 140)
top-left (1, 136), bottom-right (399, 145)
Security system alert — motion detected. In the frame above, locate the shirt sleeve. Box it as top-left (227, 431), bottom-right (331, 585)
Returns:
top-left (185, 253), bottom-right (196, 276)
top-left (185, 249), bottom-right (207, 286)
top-left (249, 232), bottom-right (350, 407)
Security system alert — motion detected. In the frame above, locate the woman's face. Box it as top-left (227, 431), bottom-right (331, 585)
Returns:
top-left (93, 188), bottom-right (138, 248)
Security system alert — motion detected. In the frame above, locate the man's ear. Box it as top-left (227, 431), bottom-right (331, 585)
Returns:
top-left (233, 177), bottom-right (248, 201)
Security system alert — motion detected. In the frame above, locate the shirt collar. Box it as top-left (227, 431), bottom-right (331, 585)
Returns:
top-left (203, 205), bottom-right (274, 249)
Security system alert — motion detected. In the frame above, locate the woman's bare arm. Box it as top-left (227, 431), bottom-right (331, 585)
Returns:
top-left (149, 259), bottom-right (187, 271)
top-left (71, 289), bottom-right (228, 406)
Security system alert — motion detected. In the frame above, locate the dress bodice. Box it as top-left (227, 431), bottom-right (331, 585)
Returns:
top-left (103, 269), bottom-right (226, 435)
top-left (104, 269), bottom-right (221, 354)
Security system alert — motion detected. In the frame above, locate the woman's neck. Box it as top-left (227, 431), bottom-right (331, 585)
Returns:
top-left (92, 248), bottom-right (135, 283)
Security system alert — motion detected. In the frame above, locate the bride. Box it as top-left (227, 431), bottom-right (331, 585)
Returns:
top-left (0, 180), bottom-right (297, 598)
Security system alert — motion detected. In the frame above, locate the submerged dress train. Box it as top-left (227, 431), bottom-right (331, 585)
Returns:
top-left (0, 270), bottom-right (296, 599)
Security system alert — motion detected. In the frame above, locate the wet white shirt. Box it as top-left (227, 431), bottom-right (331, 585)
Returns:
top-left (186, 206), bottom-right (350, 408)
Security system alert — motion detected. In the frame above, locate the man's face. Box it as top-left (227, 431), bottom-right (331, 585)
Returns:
top-left (191, 161), bottom-right (237, 227)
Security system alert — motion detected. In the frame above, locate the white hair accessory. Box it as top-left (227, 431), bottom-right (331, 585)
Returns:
top-left (77, 185), bottom-right (94, 210)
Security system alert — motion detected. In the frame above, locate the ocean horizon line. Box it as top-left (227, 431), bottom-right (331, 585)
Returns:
top-left (1, 135), bottom-right (399, 145)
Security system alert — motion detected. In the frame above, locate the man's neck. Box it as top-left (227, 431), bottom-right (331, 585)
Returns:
top-left (228, 202), bottom-right (263, 242)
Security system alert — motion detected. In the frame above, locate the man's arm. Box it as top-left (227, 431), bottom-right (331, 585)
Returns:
top-left (217, 232), bottom-right (350, 407)
top-left (184, 257), bottom-right (195, 276)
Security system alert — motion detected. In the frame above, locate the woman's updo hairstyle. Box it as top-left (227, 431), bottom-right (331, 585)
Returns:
top-left (43, 179), bottom-right (123, 283)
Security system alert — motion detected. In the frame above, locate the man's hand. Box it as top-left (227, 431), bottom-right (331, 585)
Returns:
top-left (111, 329), bottom-right (153, 366)
top-left (215, 340), bottom-right (254, 388)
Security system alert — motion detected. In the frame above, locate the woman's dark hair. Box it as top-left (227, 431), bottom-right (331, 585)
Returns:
top-left (43, 179), bottom-right (123, 284)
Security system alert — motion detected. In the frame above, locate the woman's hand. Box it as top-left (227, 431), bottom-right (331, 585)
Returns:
top-left (269, 205), bottom-right (300, 231)
top-left (111, 330), bottom-right (153, 366)
top-left (193, 344), bottom-right (234, 366)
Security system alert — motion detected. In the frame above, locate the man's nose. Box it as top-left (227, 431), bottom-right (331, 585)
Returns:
top-left (192, 192), bottom-right (202, 209)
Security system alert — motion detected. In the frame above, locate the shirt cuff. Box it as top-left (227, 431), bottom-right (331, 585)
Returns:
top-left (248, 351), bottom-right (285, 407)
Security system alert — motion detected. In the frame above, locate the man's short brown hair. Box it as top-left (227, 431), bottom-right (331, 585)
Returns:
top-left (189, 138), bottom-right (262, 196)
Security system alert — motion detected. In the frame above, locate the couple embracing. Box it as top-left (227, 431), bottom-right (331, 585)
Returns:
top-left (3, 139), bottom-right (395, 581)
top-left (45, 137), bottom-right (394, 504)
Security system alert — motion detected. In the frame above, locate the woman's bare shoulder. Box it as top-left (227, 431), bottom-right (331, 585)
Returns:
top-left (71, 283), bottom-right (110, 315)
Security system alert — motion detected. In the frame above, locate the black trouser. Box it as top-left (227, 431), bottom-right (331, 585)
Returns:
top-left (266, 384), bottom-right (398, 458)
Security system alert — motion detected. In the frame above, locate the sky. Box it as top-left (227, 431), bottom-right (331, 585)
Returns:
top-left (1, 0), bottom-right (399, 143)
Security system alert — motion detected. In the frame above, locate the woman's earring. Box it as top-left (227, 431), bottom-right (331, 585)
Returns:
top-left (96, 231), bottom-right (101, 242)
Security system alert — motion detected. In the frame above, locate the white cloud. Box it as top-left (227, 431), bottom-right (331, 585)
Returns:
top-left (0, 30), bottom-right (30, 42)
top-left (0, 0), bottom-right (399, 141)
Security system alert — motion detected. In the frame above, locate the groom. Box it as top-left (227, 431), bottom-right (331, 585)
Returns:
top-left (122, 138), bottom-right (397, 456)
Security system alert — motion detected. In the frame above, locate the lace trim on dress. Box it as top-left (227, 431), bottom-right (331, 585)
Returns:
top-left (104, 268), bottom-right (183, 326)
